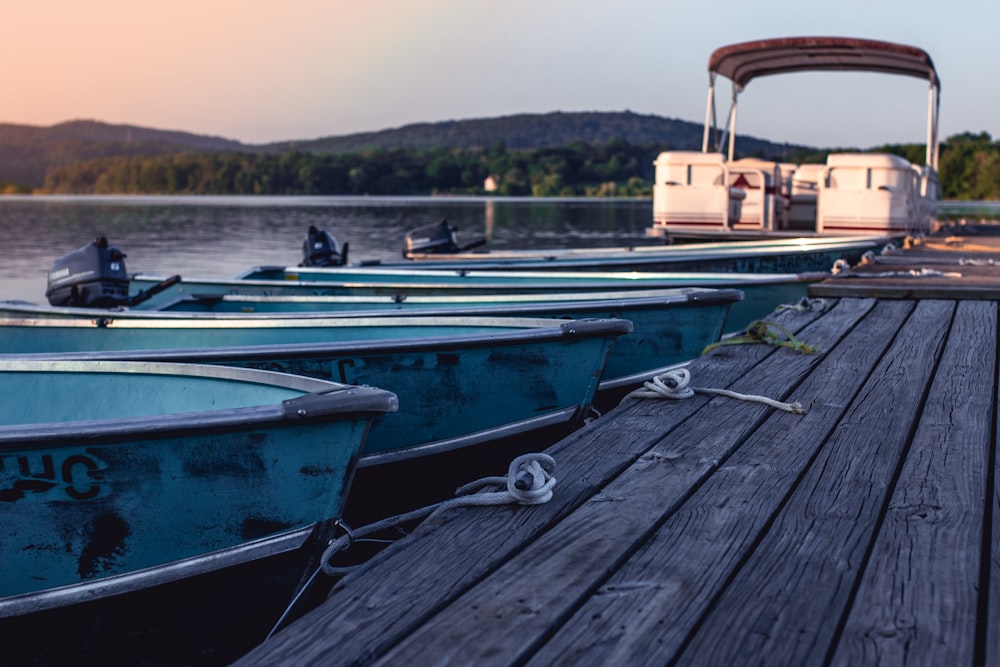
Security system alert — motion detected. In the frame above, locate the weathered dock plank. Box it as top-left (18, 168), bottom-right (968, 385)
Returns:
top-left (811, 280), bottom-right (1000, 301)
top-left (523, 298), bottom-right (911, 667)
top-left (813, 231), bottom-right (1000, 300)
top-left (234, 300), bottom-right (835, 666)
top-left (991, 367), bottom-right (1000, 667)
top-left (236, 246), bottom-right (1000, 667)
top-left (831, 299), bottom-right (996, 666)
top-left (677, 299), bottom-right (952, 666)
top-left (368, 299), bottom-right (878, 667)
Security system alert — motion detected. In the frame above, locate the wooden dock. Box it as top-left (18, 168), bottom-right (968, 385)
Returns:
top-left (236, 229), bottom-right (1000, 667)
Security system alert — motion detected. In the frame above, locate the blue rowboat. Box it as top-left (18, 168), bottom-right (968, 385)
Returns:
top-left (0, 359), bottom-right (397, 615)
top-left (156, 288), bottom-right (745, 389)
top-left (41, 236), bottom-right (827, 311)
top-left (159, 284), bottom-right (772, 338)
top-left (0, 308), bottom-right (584, 352)
top-left (235, 264), bottom-right (834, 286)
top-left (0, 308), bottom-right (631, 464)
top-left (126, 268), bottom-right (824, 316)
top-left (390, 221), bottom-right (896, 271)
top-left (3, 282), bottom-right (740, 392)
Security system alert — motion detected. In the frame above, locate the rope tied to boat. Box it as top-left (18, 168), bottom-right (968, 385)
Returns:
top-left (776, 296), bottom-right (827, 314)
top-left (831, 258), bottom-right (851, 275)
top-left (834, 266), bottom-right (962, 279)
top-left (626, 367), bottom-right (805, 415)
top-left (702, 320), bottom-right (819, 356)
top-left (451, 453), bottom-right (557, 506)
top-left (832, 243), bottom-right (899, 275)
top-left (266, 452), bottom-right (558, 639)
top-left (319, 452), bottom-right (556, 577)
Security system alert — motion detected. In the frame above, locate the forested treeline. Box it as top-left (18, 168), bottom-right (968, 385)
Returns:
top-left (41, 132), bottom-right (1000, 199)
top-left (43, 139), bottom-right (664, 197)
top-left (932, 132), bottom-right (1000, 199)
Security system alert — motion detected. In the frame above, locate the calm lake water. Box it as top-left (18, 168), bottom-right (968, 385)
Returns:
top-left (0, 195), bottom-right (656, 302)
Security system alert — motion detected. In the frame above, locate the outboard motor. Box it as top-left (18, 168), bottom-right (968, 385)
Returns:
top-left (46, 237), bottom-right (130, 307)
top-left (45, 237), bottom-right (181, 309)
top-left (403, 220), bottom-right (486, 258)
top-left (301, 225), bottom-right (348, 266)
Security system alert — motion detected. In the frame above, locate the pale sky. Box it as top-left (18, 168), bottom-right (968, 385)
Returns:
top-left (0, 0), bottom-right (992, 148)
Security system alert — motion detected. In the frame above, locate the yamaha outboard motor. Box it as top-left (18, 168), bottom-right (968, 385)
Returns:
top-left (403, 220), bottom-right (486, 258)
top-left (301, 225), bottom-right (348, 266)
top-left (45, 237), bottom-right (181, 309)
top-left (46, 237), bottom-right (130, 307)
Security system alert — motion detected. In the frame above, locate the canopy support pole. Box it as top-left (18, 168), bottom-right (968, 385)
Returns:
top-left (702, 73), bottom-right (716, 153)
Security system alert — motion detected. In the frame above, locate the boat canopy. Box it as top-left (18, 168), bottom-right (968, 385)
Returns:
top-left (702, 37), bottom-right (941, 169)
top-left (708, 37), bottom-right (939, 90)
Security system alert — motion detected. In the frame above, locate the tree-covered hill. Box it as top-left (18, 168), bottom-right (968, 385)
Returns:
top-left (258, 110), bottom-right (806, 157)
top-left (0, 120), bottom-right (245, 188)
top-left (1, 112), bottom-right (809, 189)
top-left (10, 113), bottom-right (1000, 199)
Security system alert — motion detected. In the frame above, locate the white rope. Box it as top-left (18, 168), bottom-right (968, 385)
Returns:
top-left (319, 452), bottom-right (556, 577)
top-left (627, 368), bottom-right (805, 415)
top-left (266, 453), bottom-right (559, 639)
top-left (834, 266), bottom-right (962, 279)
top-left (776, 296), bottom-right (827, 313)
top-left (856, 250), bottom-right (877, 267)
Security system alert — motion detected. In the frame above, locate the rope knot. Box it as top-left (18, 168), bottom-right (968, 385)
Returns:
top-left (777, 296), bottom-right (827, 314)
top-left (317, 453), bottom-right (558, 579)
top-left (508, 453), bottom-right (557, 504)
top-left (632, 368), bottom-right (695, 400)
top-left (455, 453), bottom-right (557, 505)
top-left (627, 368), bottom-right (806, 415)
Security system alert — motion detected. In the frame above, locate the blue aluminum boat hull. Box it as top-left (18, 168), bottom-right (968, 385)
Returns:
top-left (158, 282), bottom-right (782, 336)
top-left (363, 233), bottom-right (897, 272)
top-left (0, 360), bottom-right (396, 614)
top-left (126, 268), bottom-right (822, 323)
top-left (0, 309), bottom-right (632, 464)
top-left (157, 287), bottom-right (745, 388)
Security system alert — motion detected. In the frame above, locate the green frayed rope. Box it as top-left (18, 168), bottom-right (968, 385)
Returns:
top-left (703, 320), bottom-right (819, 356)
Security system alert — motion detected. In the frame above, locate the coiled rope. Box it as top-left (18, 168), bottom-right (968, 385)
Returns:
top-left (265, 452), bottom-right (557, 640)
top-left (776, 296), bottom-right (828, 314)
top-left (835, 266), bottom-right (962, 279)
top-left (320, 452), bottom-right (556, 577)
top-left (626, 367), bottom-right (805, 415)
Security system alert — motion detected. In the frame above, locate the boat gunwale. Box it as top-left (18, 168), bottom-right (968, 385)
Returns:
top-left (4, 287), bottom-right (751, 321)
top-left (0, 310), bottom-right (593, 328)
top-left (243, 237), bottom-right (892, 277)
top-left (158, 287), bottom-right (748, 317)
top-left (0, 359), bottom-right (397, 448)
top-left (126, 268), bottom-right (836, 296)
top-left (395, 234), bottom-right (898, 264)
top-left (0, 317), bottom-right (636, 363)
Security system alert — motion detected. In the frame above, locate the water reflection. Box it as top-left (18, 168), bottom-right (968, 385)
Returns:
top-left (0, 195), bottom-right (655, 301)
